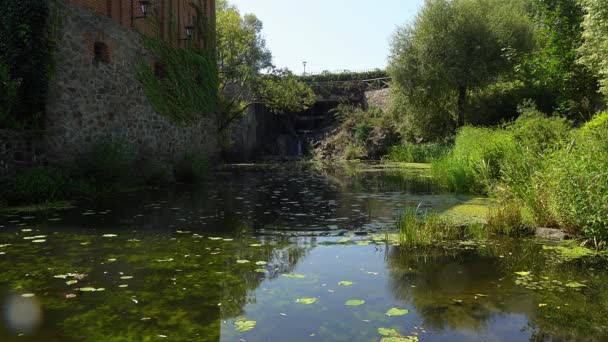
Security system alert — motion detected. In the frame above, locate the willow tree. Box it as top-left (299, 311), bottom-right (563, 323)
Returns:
top-left (388, 0), bottom-right (535, 140)
top-left (578, 0), bottom-right (608, 98)
top-left (216, 0), bottom-right (315, 130)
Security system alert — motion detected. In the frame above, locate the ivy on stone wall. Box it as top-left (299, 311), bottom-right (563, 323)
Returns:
top-left (0, 0), bottom-right (55, 129)
top-left (137, 3), bottom-right (219, 125)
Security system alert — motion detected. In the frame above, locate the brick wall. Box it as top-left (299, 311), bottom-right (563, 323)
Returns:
top-left (67, 0), bottom-right (215, 42)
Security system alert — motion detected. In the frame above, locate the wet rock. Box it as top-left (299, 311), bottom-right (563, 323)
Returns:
top-left (535, 227), bottom-right (567, 240)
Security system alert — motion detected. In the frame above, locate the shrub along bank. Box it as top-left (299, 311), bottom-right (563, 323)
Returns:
top-left (431, 108), bottom-right (608, 248)
top-left (0, 141), bottom-right (211, 207)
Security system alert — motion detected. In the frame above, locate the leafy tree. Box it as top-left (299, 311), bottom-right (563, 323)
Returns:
top-left (578, 0), bottom-right (608, 99)
top-left (518, 0), bottom-right (600, 120)
top-left (216, 0), bottom-right (315, 130)
top-left (0, 0), bottom-right (54, 128)
top-left (388, 0), bottom-right (535, 140)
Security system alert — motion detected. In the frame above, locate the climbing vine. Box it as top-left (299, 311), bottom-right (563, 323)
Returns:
top-left (137, 2), bottom-right (219, 125)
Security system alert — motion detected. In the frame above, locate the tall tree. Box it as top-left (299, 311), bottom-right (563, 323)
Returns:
top-left (389, 0), bottom-right (534, 139)
top-left (578, 0), bottom-right (608, 99)
top-left (216, 0), bottom-right (315, 130)
top-left (519, 0), bottom-right (600, 120)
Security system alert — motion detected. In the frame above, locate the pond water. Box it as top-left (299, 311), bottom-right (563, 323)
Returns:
top-left (0, 163), bottom-right (607, 341)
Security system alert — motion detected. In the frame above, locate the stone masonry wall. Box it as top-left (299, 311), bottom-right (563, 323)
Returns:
top-left (44, 0), bottom-right (218, 163)
top-left (0, 131), bottom-right (48, 176)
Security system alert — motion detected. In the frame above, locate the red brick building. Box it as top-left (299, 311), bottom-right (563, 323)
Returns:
top-left (68, 0), bottom-right (216, 47)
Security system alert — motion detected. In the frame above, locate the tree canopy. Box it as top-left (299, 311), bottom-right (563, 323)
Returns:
top-left (216, 0), bottom-right (315, 129)
top-left (578, 0), bottom-right (608, 98)
top-left (388, 0), bottom-right (535, 140)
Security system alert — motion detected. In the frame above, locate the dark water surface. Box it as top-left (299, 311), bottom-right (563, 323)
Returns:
top-left (0, 163), bottom-right (606, 341)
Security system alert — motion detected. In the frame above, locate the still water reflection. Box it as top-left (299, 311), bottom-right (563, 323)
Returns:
top-left (0, 163), bottom-right (606, 341)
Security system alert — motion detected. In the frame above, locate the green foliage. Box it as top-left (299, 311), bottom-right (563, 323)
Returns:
top-left (0, 0), bottom-right (54, 128)
top-left (486, 202), bottom-right (528, 236)
top-left (396, 208), bottom-right (463, 245)
top-left (541, 112), bottom-right (608, 246)
top-left (78, 141), bottom-right (133, 195)
top-left (5, 167), bottom-right (94, 204)
top-left (0, 62), bottom-right (17, 119)
top-left (387, 143), bottom-right (449, 163)
top-left (518, 0), bottom-right (601, 120)
top-left (435, 109), bottom-right (608, 244)
top-left (509, 101), bottom-right (572, 155)
top-left (137, 37), bottom-right (219, 125)
top-left (354, 122), bottom-right (373, 143)
top-left (254, 69), bottom-right (316, 114)
top-left (578, 0), bottom-right (608, 98)
top-left (137, 2), bottom-right (218, 125)
top-left (389, 0), bottom-right (535, 139)
top-left (216, 0), bottom-right (315, 129)
top-left (175, 153), bottom-right (211, 184)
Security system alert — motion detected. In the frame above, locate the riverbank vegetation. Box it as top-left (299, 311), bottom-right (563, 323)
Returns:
top-left (378, 0), bottom-right (608, 248)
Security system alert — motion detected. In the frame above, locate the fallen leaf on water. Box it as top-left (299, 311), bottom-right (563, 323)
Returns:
top-left (345, 299), bottom-right (365, 306)
top-left (296, 297), bottom-right (317, 305)
top-left (282, 273), bottom-right (305, 279)
top-left (234, 318), bottom-right (257, 332)
top-left (386, 308), bottom-right (409, 316)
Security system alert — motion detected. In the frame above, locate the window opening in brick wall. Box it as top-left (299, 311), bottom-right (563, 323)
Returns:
top-left (94, 42), bottom-right (111, 64)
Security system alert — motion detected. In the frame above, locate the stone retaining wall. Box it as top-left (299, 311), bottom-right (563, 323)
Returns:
top-left (43, 0), bottom-right (218, 163)
top-left (0, 130), bottom-right (48, 176)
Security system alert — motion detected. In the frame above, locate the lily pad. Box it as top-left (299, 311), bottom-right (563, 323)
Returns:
top-left (250, 244), bottom-right (262, 247)
top-left (66, 280), bottom-right (78, 285)
top-left (255, 269), bottom-right (267, 273)
top-left (378, 328), bottom-right (399, 336)
top-left (338, 281), bottom-right (354, 286)
top-left (282, 273), bottom-right (306, 279)
top-left (255, 261), bottom-right (267, 265)
top-left (236, 260), bottom-right (250, 264)
top-left (296, 297), bottom-right (317, 305)
top-left (515, 271), bottom-right (531, 276)
top-left (381, 337), bottom-right (418, 342)
top-left (234, 318), bottom-right (257, 332)
top-left (565, 282), bottom-right (587, 288)
top-left (21, 293), bottom-right (35, 298)
top-left (102, 234), bottom-right (117, 238)
top-left (345, 299), bottom-right (365, 306)
top-left (386, 308), bottom-right (409, 316)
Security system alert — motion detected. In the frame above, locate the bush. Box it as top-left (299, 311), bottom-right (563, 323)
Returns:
top-left (431, 126), bottom-right (516, 193)
top-left (78, 141), bottom-right (133, 194)
top-left (136, 158), bottom-right (173, 185)
top-left (175, 153), bottom-right (210, 184)
top-left (509, 102), bottom-right (572, 155)
top-left (387, 143), bottom-right (449, 163)
top-left (5, 167), bottom-right (94, 204)
top-left (354, 122), bottom-right (372, 143)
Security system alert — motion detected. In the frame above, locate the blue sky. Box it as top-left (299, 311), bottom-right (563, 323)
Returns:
top-left (228, 0), bottom-right (425, 74)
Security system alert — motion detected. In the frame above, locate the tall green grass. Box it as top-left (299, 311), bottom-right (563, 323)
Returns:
top-left (433, 108), bottom-right (608, 246)
top-left (386, 143), bottom-right (450, 163)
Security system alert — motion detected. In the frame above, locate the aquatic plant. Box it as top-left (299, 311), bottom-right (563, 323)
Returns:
top-left (486, 202), bottom-right (529, 237)
top-left (396, 207), bottom-right (463, 245)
